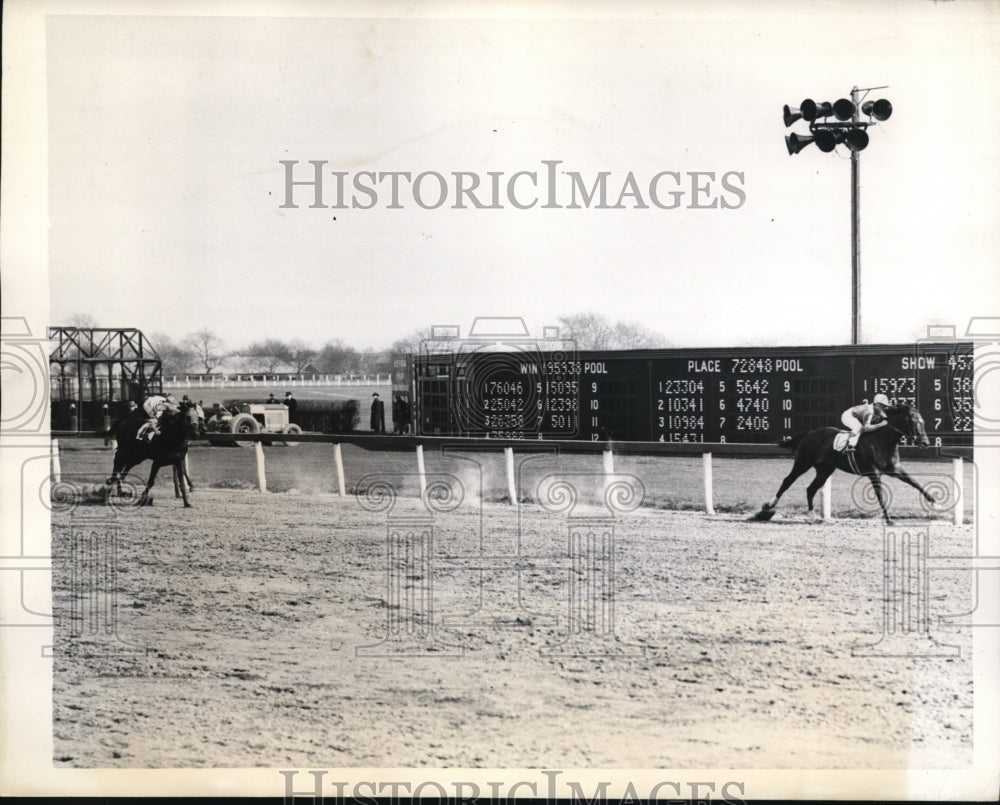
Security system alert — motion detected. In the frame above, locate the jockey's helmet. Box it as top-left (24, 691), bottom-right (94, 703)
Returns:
top-left (873, 393), bottom-right (890, 407)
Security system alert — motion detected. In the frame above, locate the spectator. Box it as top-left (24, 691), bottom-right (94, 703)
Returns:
top-left (370, 392), bottom-right (386, 433)
top-left (283, 391), bottom-right (298, 425)
top-left (267, 392), bottom-right (278, 404)
top-left (394, 394), bottom-right (411, 435)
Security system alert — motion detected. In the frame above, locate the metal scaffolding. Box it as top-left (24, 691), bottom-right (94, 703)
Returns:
top-left (48, 327), bottom-right (163, 430)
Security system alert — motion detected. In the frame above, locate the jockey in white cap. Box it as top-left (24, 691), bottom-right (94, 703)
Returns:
top-left (138, 394), bottom-right (178, 442)
top-left (841, 393), bottom-right (890, 450)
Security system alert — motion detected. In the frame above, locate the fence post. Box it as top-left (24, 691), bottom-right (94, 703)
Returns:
top-left (703, 452), bottom-right (715, 515)
top-left (602, 447), bottom-right (615, 500)
top-left (333, 443), bottom-right (346, 496)
top-left (504, 447), bottom-right (517, 504)
top-left (821, 476), bottom-right (832, 521)
top-left (254, 441), bottom-right (266, 493)
top-left (416, 444), bottom-right (427, 501)
top-left (953, 457), bottom-right (964, 526)
top-left (51, 439), bottom-right (61, 484)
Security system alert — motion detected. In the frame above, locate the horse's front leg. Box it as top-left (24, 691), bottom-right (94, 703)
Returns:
top-left (805, 464), bottom-right (836, 520)
top-left (174, 460), bottom-right (192, 508)
top-left (885, 464), bottom-right (935, 505)
top-left (867, 472), bottom-right (893, 525)
top-left (181, 455), bottom-right (194, 492)
top-left (139, 463), bottom-right (162, 506)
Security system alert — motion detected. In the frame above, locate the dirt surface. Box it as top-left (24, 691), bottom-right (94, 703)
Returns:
top-left (51, 476), bottom-right (975, 770)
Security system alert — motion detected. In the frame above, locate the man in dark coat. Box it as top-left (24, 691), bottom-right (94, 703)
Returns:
top-left (283, 391), bottom-right (298, 424)
top-left (395, 394), bottom-right (411, 435)
top-left (370, 392), bottom-right (386, 433)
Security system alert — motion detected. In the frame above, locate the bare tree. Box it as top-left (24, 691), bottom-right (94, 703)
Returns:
top-left (609, 320), bottom-right (667, 349)
top-left (357, 348), bottom-right (392, 376)
top-left (316, 339), bottom-right (360, 376)
top-left (288, 339), bottom-right (318, 374)
top-left (390, 326), bottom-right (453, 355)
top-left (182, 329), bottom-right (226, 374)
top-left (559, 312), bottom-right (668, 350)
top-left (557, 313), bottom-right (616, 349)
top-left (67, 312), bottom-right (99, 328)
top-left (244, 339), bottom-right (293, 374)
top-left (149, 332), bottom-right (195, 376)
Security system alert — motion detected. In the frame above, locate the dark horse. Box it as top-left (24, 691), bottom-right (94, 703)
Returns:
top-left (755, 404), bottom-right (935, 524)
top-left (106, 402), bottom-right (201, 507)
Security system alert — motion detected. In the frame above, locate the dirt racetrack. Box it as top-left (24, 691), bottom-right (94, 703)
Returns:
top-left (51, 443), bottom-right (975, 769)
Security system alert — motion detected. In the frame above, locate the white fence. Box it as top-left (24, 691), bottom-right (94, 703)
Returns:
top-left (162, 374), bottom-right (389, 389)
top-left (54, 435), bottom-right (966, 527)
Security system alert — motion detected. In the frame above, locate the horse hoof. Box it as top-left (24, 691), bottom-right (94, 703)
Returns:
top-left (183, 503), bottom-right (192, 508)
top-left (885, 519), bottom-right (895, 526)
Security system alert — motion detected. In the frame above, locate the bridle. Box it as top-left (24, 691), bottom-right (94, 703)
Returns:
top-left (883, 407), bottom-right (923, 441)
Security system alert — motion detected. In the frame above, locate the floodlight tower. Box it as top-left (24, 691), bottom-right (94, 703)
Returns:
top-left (783, 86), bottom-right (893, 345)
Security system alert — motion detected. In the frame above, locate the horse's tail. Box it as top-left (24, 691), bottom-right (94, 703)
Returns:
top-left (778, 433), bottom-right (806, 452)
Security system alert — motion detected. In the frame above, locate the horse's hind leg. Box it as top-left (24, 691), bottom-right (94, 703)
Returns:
top-left (765, 458), bottom-right (812, 511)
top-left (106, 456), bottom-right (130, 496)
top-left (805, 464), bottom-right (836, 520)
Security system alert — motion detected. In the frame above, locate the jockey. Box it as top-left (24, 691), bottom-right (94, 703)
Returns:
top-left (138, 394), bottom-right (178, 442)
top-left (841, 393), bottom-right (890, 449)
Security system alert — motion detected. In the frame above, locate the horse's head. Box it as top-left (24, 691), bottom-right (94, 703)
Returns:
top-left (163, 401), bottom-right (202, 439)
top-left (181, 401), bottom-right (203, 438)
top-left (887, 404), bottom-right (930, 447)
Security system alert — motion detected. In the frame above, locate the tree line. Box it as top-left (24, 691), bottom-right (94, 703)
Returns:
top-left (63, 313), bottom-right (669, 376)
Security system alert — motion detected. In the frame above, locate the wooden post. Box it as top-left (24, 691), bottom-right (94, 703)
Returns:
top-left (703, 452), bottom-right (715, 515)
top-left (254, 441), bottom-right (266, 493)
top-left (603, 447), bottom-right (615, 500)
top-left (51, 439), bottom-right (61, 484)
top-left (821, 476), bottom-right (832, 521)
top-left (953, 458), bottom-right (964, 526)
top-left (504, 447), bottom-right (517, 504)
top-left (416, 444), bottom-right (427, 501)
top-left (333, 443), bottom-right (346, 496)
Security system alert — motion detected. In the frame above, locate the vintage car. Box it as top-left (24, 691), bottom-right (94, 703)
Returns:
top-left (206, 403), bottom-right (302, 447)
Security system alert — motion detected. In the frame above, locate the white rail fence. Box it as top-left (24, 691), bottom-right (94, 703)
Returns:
top-left (162, 374), bottom-right (390, 389)
top-left (51, 436), bottom-right (966, 526)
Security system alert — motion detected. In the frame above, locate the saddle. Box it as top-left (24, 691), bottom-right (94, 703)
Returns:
top-left (833, 431), bottom-right (852, 452)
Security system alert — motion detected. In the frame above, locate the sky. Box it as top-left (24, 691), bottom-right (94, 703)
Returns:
top-left (26, 1), bottom-right (1000, 353)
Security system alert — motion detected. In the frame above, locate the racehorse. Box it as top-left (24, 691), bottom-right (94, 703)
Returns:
top-left (106, 401), bottom-right (201, 507)
top-left (754, 404), bottom-right (934, 524)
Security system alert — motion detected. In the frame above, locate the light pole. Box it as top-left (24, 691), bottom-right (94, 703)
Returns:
top-left (784, 86), bottom-right (892, 345)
